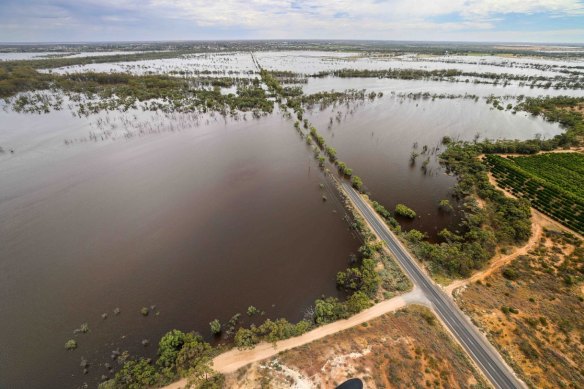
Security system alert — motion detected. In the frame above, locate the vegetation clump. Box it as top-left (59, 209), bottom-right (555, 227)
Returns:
top-left (351, 175), bottom-right (363, 191)
top-left (209, 319), bottom-right (221, 335)
top-left (438, 199), bottom-right (454, 212)
top-left (395, 204), bottom-right (417, 219)
top-left (246, 306), bottom-right (259, 316)
top-left (395, 142), bottom-right (533, 278)
top-left (74, 323), bottom-right (90, 334)
top-left (65, 339), bottom-right (77, 351)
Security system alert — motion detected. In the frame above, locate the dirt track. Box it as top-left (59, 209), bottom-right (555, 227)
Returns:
top-left (163, 288), bottom-right (427, 389)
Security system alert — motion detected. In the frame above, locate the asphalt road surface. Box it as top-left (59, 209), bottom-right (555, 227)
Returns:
top-left (342, 182), bottom-right (524, 389)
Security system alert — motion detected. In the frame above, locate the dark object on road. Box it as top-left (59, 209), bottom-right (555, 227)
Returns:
top-left (336, 378), bottom-right (363, 389)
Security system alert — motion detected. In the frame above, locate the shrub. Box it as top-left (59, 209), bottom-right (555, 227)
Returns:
top-left (314, 297), bottom-right (347, 325)
top-left (209, 319), bottom-right (221, 335)
top-left (198, 374), bottom-right (225, 389)
top-left (247, 306), bottom-right (259, 316)
top-left (74, 323), bottom-right (90, 334)
top-left (345, 291), bottom-right (372, 315)
top-left (395, 204), bottom-right (416, 218)
top-left (438, 199), bottom-right (453, 212)
top-left (234, 328), bottom-right (259, 349)
top-left (113, 358), bottom-right (159, 389)
top-left (351, 175), bottom-right (363, 191)
top-left (156, 329), bottom-right (191, 370)
top-left (65, 339), bottom-right (77, 350)
top-left (502, 267), bottom-right (519, 280)
top-left (175, 336), bottom-right (213, 379)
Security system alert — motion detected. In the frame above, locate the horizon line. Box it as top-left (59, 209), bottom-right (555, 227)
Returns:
top-left (1, 38), bottom-right (583, 46)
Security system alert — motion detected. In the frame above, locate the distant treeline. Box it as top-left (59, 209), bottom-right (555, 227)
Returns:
top-left (478, 96), bottom-right (584, 154)
top-left (1, 64), bottom-right (273, 114)
top-left (3, 40), bottom-right (584, 59)
top-left (311, 68), bottom-right (584, 89)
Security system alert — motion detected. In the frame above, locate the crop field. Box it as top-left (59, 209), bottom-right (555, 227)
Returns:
top-left (512, 153), bottom-right (584, 197)
top-left (486, 153), bottom-right (584, 235)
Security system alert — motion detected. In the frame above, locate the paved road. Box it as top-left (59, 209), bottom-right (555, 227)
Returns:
top-left (342, 183), bottom-right (524, 389)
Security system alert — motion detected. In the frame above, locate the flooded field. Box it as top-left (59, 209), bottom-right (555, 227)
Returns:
top-left (0, 51), bottom-right (152, 61)
top-left (305, 95), bottom-right (562, 240)
top-left (46, 52), bottom-right (258, 77)
top-left (44, 50), bottom-right (584, 80)
top-left (256, 50), bottom-right (577, 77)
top-left (0, 47), bottom-right (576, 388)
top-left (0, 108), bottom-right (360, 388)
top-left (300, 76), bottom-right (584, 97)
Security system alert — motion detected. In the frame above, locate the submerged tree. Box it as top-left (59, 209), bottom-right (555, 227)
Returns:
top-left (410, 151), bottom-right (419, 164)
top-left (209, 319), bottom-right (221, 335)
top-left (395, 204), bottom-right (417, 219)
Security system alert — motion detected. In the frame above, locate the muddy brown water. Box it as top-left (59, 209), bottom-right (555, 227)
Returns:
top-left (0, 75), bottom-right (565, 388)
top-left (0, 110), bottom-right (359, 388)
top-left (306, 96), bottom-right (563, 240)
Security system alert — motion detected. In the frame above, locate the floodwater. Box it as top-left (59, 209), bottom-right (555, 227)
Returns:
top-left (0, 50), bottom-right (573, 388)
top-left (0, 51), bottom-right (151, 61)
top-left (46, 52), bottom-right (258, 77)
top-left (45, 50), bottom-right (584, 82)
top-left (255, 51), bottom-right (578, 77)
top-left (305, 95), bottom-right (563, 240)
top-left (300, 76), bottom-right (584, 98)
top-left (0, 108), bottom-right (360, 388)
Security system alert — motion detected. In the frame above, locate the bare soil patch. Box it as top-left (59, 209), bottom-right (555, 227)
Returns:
top-left (224, 306), bottom-right (487, 389)
top-left (456, 225), bottom-right (584, 388)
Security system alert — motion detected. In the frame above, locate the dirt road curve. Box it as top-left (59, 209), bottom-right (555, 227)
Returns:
top-left (163, 288), bottom-right (426, 389)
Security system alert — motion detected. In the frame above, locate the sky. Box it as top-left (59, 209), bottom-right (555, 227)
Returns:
top-left (1, 0), bottom-right (584, 43)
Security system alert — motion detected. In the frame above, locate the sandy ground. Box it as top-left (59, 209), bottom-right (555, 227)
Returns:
top-left (163, 288), bottom-right (428, 389)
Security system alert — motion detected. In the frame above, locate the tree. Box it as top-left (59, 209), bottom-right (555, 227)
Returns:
top-left (156, 330), bottom-right (191, 370)
top-left (209, 319), bottom-right (221, 335)
top-left (326, 146), bottom-right (337, 161)
top-left (64, 339), bottom-right (77, 350)
top-left (247, 305), bottom-right (259, 316)
top-left (314, 297), bottom-right (347, 325)
top-left (176, 336), bottom-right (213, 381)
top-left (351, 175), bottom-right (363, 191)
top-left (438, 199), bottom-right (453, 212)
top-left (410, 151), bottom-right (419, 164)
top-left (395, 203), bottom-right (416, 219)
top-left (346, 291), bottom-right (372, 314)
top-left (234, 328), bottom-right (259, 350)
top-left (113, 358), bottom-right (158, 389)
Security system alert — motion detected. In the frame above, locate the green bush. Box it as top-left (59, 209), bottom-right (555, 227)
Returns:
top-left (112, 358), bottom-right (159, 389)
top-left (314, 297), bottom-right (348, 325)
top-left (234, 328), bottom-right (259, 350)
top-left (337, 258), bottom-right (380, 297)
top-left (64, 339), bottom-right (77, 351)
top-left (156, 329), bottom-right (191, 370)
top-left (395, 204), bottom-right (416, 218)
top-left (502, 267), bottom-right (520, 280)
top-left (345, 291), bottom-right (372, 315)
top-left (247, 306), bottom-right (259, 316)
top-left (351, 175), bottom-right (363, 191)
top-left (175, 336), bottom-right (213, 379)
top-left (209, 319), bottom-right (221, 335)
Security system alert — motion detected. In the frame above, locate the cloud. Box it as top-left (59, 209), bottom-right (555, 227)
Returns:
top-left (0, 0), bottom-right (583, 42)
